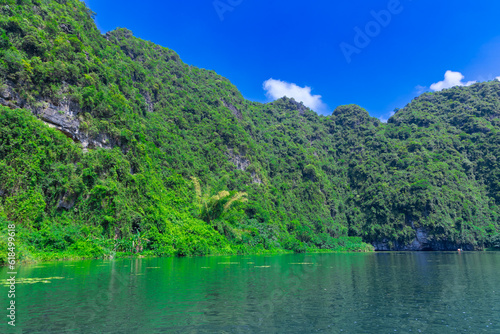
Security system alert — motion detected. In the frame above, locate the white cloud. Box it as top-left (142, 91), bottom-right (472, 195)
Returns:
top-left (496, 76), bottom-right (500, 81)
top-left (379, 111), bottom-right (395, 123)
top-left (430, 71), bottom-right (476, 91)
top-left (263, 78), bottom-right (328, 113)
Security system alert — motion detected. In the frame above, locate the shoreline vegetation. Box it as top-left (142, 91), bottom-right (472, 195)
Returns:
top-left (6, 246), bottom-right (500, 267)
top-left (2, 234), bottom-right (374, 266)
top-left (0, 0), bottom-right (499, 262)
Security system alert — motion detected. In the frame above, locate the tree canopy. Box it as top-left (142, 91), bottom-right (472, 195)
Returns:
top-left (0, 0), bottom-right (499, 262)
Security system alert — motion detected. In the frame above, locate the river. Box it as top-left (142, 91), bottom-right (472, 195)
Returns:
top-left (2, 252), bottom-right (499, 333)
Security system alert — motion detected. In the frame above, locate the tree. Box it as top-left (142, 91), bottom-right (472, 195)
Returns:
top-left (191, 177), bottom-right (248, 224)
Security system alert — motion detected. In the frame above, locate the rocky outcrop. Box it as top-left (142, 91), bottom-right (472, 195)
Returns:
top-left (143, 92), bottom-right (154, 113)
top-left (227, 148), bottom-right (262, 184)
top-left (372, 227), bottom-right (477, 251)
top-left (32, 99), bottom-right (81, 140)
top-left (227, 148), bottom-right (250, 171)
top-left (288, 98), bottom-right (308, 116)
top-left (223, 100), bottom-right (242, 120)
top-left (31, 98), bottom-right (112, 150)
top-left (250, 171), bottom-right (262, 185)
top-left (57, 192), bottom-right (76, 210)
top-left (0, 82), bottom-right (112, 150)
top-left (0, 83), bottom-right (19, 109)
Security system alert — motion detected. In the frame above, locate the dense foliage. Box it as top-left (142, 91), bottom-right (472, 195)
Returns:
top-left (0, 0), bottom-right (499, 262)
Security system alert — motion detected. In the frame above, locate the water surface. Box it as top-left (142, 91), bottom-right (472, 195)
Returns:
top-left (2, 252), bottom-right (499, 333)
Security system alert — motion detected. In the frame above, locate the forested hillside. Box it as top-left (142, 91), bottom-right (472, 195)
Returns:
top-left (0, 0), bottom-right (499, 262)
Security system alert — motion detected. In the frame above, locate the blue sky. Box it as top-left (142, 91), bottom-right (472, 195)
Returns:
top-left (84, 0), bottom-right (500, 120)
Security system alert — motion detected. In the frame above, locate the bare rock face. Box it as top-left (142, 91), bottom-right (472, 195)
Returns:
top-left (251, 171), bottom-right (262, 185)
top-left (0, 84), bottom-right (14, 99)
top-left (57, 192), bottom-right (76, 210)
top-left (227, 148), bottom-right (262, 184)
top-left (32, 99), bottom-right (81, 140)
top-left (31, 98), bottom-right (113, 150)
top-left (144, 92), bottom-right (154, 113)
top-left (228, 148), bottom-right (250, 171)
top-left (223, 100), bottom-right (242, 120)
top-left (32, 99), bottom-right (112, 150)
top-left (372, 227), bottom-right (476, 251)
top-left (0, 84), bottom-right (19, 109)
top-left (0, 82), bottom-right (112, 150)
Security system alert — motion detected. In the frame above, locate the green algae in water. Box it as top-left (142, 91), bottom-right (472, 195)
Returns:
top-left (5, 253), bottom-right (500, 333)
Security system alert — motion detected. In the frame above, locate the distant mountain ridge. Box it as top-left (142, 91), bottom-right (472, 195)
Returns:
top-left (0, 0), bottom-right (499, 261)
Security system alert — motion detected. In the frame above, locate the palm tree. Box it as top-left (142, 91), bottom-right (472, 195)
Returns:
top-left (190, 177), bottom-right (248, 224)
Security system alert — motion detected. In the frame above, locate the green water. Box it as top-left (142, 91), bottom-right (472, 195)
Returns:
top-left (2, 252), bottom-right (500, 333)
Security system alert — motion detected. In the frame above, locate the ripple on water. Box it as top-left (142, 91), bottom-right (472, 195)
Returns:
top-left (3, 252), bottom-right (499, 333)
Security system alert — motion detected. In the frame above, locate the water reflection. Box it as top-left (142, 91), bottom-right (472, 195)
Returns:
top-left (2, 252), bottom-right (499, 333)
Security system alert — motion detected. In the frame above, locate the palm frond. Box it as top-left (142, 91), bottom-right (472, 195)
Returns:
top-left (190, 176), bottom-right (201, 203)
top-left (223, 192), bottom-right (248, 211)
